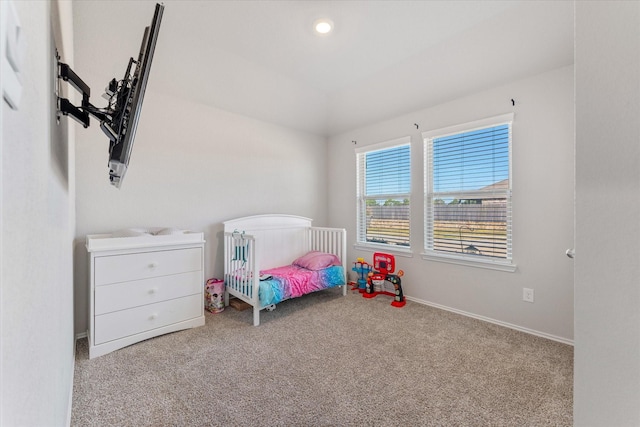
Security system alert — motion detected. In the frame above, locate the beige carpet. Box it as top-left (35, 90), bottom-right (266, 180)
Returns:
top-left (72, 287), bottom-right (573, 426)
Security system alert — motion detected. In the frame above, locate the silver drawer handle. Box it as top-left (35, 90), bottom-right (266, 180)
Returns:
top-left (566, 248), bottom-right (575, 259)
top-left (148, 287), bottom-right (158, 294)
top-left (149, 313), bottom-right (158, 320)
top-left (149, 262), bottom-right (158, 268)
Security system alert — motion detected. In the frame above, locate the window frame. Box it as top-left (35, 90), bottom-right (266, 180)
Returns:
top-left (422, 113), bottom-right (516, 272)
top-left (355, 136), bottom-right (412, 254)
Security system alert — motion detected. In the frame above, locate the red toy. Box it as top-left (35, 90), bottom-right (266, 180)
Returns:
top-left (362, 252), bottom-right (406, 307)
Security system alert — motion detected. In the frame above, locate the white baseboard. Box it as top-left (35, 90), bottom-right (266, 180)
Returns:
top-left (405, 296), bottom-right (574, 346)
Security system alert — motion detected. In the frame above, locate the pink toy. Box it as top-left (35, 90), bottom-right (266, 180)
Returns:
top-left (205, 278), bottom-right (225, 313)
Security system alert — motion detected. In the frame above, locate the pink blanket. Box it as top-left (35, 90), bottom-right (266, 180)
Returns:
top-left (258, 265), bottom-right (345, 307)
top-left (261, 265), bottom-right (323, 298)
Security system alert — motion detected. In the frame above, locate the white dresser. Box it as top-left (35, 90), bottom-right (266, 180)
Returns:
top-left (86, 231), bottom-right (206, 359)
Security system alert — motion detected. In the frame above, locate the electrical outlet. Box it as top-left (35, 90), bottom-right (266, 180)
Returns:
top-left (523, 288), bottom-right (534, 303)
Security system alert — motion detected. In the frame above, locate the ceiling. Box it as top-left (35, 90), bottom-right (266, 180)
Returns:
top-left (72, 1), bottom-right (574, 137)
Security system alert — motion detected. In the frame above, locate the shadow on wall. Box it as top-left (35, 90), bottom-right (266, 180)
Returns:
top-left (50, 34), bottom-right (68, 187)
top-left (74, 239), bottom-right (89, 336)
top-left (208, 223), bottom-right (225, 279)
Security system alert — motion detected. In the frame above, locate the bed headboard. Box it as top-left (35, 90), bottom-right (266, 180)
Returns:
top-left (223, 214), bottom-right (313, 269)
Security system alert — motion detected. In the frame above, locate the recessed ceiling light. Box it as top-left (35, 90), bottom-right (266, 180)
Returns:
top-left (313, 18), bottom-right (333, 35)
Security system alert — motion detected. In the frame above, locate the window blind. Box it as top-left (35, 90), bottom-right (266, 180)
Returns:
top-left (432, 125), bottom-right (509, 193)
top-left (357, 141), bottom-right (411, 248)
top-left (425, 119), bottom-right (512, 261)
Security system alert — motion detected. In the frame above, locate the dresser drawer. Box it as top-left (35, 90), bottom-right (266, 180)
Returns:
top-left (94, 271), bottom-right (202, 315)
top-left (94, 247), bottom-right (202, 286)
top-left (94, 294), bottom-right (202, 345)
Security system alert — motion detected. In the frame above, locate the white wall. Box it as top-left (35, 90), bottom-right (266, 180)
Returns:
top-left (73, 90), bottom-right (328, 334)
top-left (1, 1), bottom-right (75, 425)
top-left (574, 2), bottom-right (640, 425)
top-left (328, 65), bottom-right (574, 342)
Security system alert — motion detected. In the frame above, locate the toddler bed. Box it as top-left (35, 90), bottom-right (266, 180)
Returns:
top-left (223, 214), bottom-right (347, 326)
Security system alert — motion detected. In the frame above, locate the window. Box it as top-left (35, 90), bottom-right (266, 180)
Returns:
top-left (356, 136), bottom-right (411, 250)
top-left (423, 113), bottom-right (514, 270)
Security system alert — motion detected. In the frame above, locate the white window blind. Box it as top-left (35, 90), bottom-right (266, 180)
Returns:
top-left (424, 114), bottom-right (513, 263)
top-left (356, 138), bottom-right (411, 249)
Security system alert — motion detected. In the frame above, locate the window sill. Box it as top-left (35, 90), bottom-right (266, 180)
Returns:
top-left (353, 243), bottom-right (413, 258)
top-left (420, 251), bottom-right (517, 272)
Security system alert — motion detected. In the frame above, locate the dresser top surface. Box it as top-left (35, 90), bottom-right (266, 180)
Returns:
top-left (86, 230), bottom-right (205, 252)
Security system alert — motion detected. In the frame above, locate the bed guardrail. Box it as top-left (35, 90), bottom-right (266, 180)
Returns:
top-left (224, 231), bottom-right (259, 306)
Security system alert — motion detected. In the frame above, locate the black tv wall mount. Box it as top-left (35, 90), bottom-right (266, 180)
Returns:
top-left (57, 53), bottom-right (122, 141)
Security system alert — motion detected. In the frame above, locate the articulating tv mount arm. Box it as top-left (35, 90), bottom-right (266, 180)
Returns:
top-left (56, 59), bottom-right (108, 128)
top-left (56, 53), bottom-right (131, 143)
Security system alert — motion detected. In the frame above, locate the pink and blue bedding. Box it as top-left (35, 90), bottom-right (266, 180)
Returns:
top-left (259, 265), bottom-right (345, 307)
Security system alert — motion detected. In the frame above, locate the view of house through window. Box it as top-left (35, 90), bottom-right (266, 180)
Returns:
top-left (356, 138), bottom-right (411, 248)
top-left (424, 114), bottom-right (513, 262)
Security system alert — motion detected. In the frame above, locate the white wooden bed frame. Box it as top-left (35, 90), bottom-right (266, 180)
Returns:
top-left (223, 214), bottom-right (347, 326)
